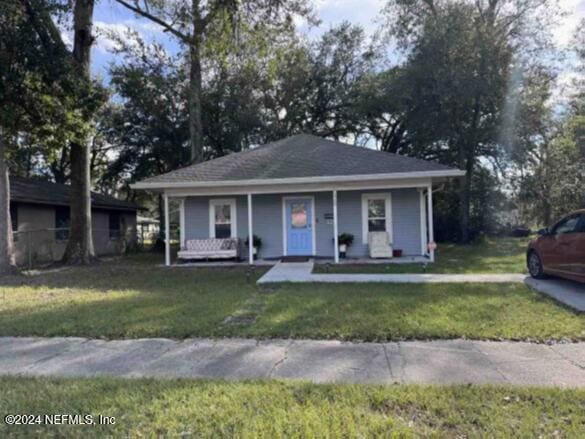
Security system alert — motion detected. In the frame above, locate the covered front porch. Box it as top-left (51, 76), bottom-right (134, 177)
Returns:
top-left (169, 255), bottom-right (430, 268)
top-left (160, 180), bottom-right (439, 266)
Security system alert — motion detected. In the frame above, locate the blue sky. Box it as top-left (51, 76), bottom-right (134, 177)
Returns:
top-left (89, 0), bottom-right (584, 91)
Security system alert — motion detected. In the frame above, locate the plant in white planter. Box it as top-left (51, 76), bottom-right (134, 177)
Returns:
top-left (245, 235), bottom-right (262, 259)
top-left (337, 233), bottom-right (354, 258)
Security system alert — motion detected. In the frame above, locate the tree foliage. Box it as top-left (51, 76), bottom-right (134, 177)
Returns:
top-left (378, 0), bottom-right (558, 241)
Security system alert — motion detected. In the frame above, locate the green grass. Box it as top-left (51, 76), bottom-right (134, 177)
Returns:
top-left (1, 377), bottom-right (584, 437)
top-left (314, 236), bottom-right (530, 274)
top-left (0, 254), bottom-right (583, 341)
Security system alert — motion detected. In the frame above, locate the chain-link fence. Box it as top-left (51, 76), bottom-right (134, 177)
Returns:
top-left (12, 228), bottom-right (139, 269)
top-left (12, 225), bottom-right (181, 269)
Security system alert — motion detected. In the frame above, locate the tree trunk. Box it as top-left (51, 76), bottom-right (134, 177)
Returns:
top-left (459, 157), bottom-right (474, 243)
top-left (189, 0), bottom-right (204, 163)
top-left (0, 130), bottom-right (17, 275)
top-left (152, 193), bottom-right (165, 252)
top-left (62, 0), bottom-right (96, 264)
top-left (458, 140), bottom-right (475, 244)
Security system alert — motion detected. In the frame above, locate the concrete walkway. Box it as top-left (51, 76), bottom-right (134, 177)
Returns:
top-left (257, 261), bottom-right (526, 284)
top-left (1, 337), bottom-right (584, 387)
top-left (257, 262), bottom-right (585, 313)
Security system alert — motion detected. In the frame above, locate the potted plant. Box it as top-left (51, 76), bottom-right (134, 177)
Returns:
top-left (337, 233), bottom-right (354, 258)
top-left (245, 235), bottom-right (262, 259)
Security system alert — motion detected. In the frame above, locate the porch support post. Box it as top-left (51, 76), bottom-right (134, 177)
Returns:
top-left (419, 188), bottom-right (427, 256)
top-left (427, 184), bottom-right (435, 262)
top-left (179, 198), bottom-right (185, 250)
top-left (164, 192), bottom-right (170, 266)
top-left (333, 190), bottom-right (339, 264)
top-left (247, 193), bottom-right (254, 265)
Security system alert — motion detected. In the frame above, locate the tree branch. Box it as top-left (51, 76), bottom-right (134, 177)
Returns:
top-left (20, 0), bottom-right (69, 56)
top-left (112, 0), bottom-right (191, 43)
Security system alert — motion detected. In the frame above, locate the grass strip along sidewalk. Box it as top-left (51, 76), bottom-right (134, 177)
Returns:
top-left (1, 377), bottom-right (584, 437)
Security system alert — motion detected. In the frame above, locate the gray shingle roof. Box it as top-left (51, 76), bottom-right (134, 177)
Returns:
top-left (10, 177), bottom-right (141, 211)
top-left (138, 134), bottom-right (461, 186)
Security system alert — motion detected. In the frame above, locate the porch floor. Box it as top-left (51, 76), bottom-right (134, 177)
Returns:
top-left (170, 255), bottom-right (428, 268)
top-left (171, 259), bottom-right (277, 268)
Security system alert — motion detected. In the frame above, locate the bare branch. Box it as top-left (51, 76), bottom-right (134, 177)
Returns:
top-left (112, 0), bottom-right (191, 43)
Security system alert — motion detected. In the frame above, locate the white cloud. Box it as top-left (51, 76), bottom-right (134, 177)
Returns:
top-left (94, 19), bottom-right (166, 54)
top-left (94, 22), bottom-right (129, 53)
top-left (298, 0), bottom-right (385, 37)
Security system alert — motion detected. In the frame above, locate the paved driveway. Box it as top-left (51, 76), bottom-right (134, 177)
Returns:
top-left (525, 277), bottom-right (585, 312)
top-left (1, 337), bottom-right (584, 387)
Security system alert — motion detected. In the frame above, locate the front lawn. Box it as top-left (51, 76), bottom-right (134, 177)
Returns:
top-left (0, 255), bottom-right (582, 341)
top-left (314, 236), bottom-right (530, 274)
top-left (1, 377), bottom-right (584, 437)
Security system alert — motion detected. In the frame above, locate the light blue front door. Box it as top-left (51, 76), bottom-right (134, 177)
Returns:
top-left (286, 198), bottom-right (313, 256)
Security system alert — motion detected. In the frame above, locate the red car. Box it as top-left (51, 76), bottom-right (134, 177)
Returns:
top-left (527, 210), bottom-right (585, 283)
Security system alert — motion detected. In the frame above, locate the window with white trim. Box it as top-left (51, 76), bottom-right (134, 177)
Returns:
top-left (209, 199), bottom-right (237, 239)
top-left (361, 194), bottom-right (392, 244)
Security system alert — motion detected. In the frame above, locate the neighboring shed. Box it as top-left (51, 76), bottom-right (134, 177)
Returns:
top-left (9, 177), bottom-right (141, 265)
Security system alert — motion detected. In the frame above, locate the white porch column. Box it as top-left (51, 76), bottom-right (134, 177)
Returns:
top-left (333, 190), bottom-right (339, 264)
top-left (247, 193), bottom-right (254, 265)
top-left (419, 188), bottom-right (427, 256)
top-left (427, 184), bottom-right (435, 262)
top-left (179, 198), bottom-right (185, 250)
top-left (164, 192), bottom-right (171, 266)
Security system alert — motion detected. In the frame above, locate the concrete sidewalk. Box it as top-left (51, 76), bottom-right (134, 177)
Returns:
top-left (257, 261), bottom-right (526, 284)
top-left (1, 337), bottom-right (584, 387)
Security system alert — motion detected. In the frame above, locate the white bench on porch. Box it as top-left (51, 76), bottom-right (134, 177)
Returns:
top-left (178, 238), bottom-right (240, 260)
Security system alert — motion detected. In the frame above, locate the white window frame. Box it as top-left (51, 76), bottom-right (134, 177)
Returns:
top-left (361, 193), bottom-right (393, 244)
top-left (209, 198), bottom-right (237, 238)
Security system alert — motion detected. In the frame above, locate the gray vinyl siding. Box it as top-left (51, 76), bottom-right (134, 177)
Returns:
top-left (249, 194), bottom-right (283, 258)
top-left (182, 188), bottom-right (423, 259)
top-left (391, 189), bottom-right (422, 256)
top-left (334, 189), bottom-right (422, 257)
top-left (183, 197), bottom-right (211, 240)
top-left (184, 194), bottom-right (284, 258)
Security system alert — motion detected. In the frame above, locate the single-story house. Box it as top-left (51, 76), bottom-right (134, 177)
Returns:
top-left (132, 134), bottom-right (465, 265)
top-left (10, 176), bottom-right (140, 265)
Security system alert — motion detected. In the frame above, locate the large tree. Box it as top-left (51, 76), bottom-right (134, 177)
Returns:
top-left (0, 0), bottom-right (77, 273)
top-left (99, 32), bottom-right (190, 240)
top-left (113, 0), bottom-right (313, 164)
top-left (382, 0), bottom-right (557, 241)
top-left (61, 0), bottom-right (103, 264)
top-left (5, 1), bottom-right (105, 265)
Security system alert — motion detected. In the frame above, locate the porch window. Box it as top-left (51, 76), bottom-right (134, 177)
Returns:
top-left (361, 194), bottom-right (392, 244)
top-left (209, 199), bottom-right (237, 239)
top-left (291, 203), bottom-right (308, 228)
